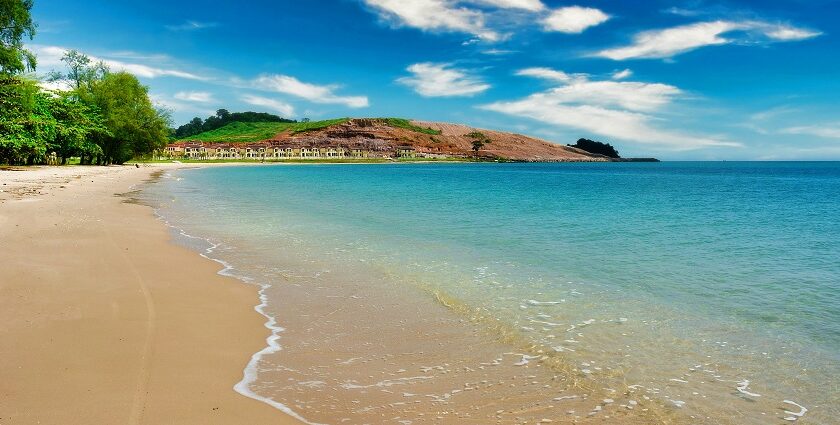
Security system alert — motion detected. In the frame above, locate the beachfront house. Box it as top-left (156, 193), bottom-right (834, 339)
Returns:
top-left (184, 144), bottom-right (205, 159)
top-left (396, 146), bottom-right (416, 158)
top-left (245, 144), bottom-right (267, 159)
top-left (164, 144), bottom-right (184, 158)
top-left (351, 148), bottom-right (369, 158)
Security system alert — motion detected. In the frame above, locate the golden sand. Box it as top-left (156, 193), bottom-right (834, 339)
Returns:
top-left (0, 165), bottom-right (299, 424)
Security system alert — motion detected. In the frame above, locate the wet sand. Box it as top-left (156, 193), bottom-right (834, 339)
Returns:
top-left (176, 228), bottom-right (664, 424)
top-left (0, 165), bottom-right (300, 424)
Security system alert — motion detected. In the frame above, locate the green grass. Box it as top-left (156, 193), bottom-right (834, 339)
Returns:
top-left (174, 117), bottom-right (441, 143)
top-left (175, 118), bottom-right (350, 143)
top-left (379, 118), bottom-right (442, 135)
top-left (290, 118), bottom-right (350, 134)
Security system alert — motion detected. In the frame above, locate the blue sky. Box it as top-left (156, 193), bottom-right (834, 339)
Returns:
top-left (29, 0), bottom-right (840, 159)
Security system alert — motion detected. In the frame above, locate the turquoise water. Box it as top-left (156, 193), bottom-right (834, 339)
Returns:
top-left (147, 162), bottom-right (839, 423)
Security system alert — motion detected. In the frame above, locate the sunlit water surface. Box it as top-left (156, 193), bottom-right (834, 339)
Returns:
top-left (143, 162), bottom-right (839, 424)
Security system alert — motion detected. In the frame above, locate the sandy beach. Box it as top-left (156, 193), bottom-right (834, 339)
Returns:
top-left (0, 165), bottom-right (300, 424)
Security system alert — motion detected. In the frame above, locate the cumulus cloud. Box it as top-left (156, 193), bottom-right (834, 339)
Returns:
top-left (241, 94), bottom-right (296, 117)
top-left (398, 62), bottom-right (490, 97)
top-left (174, 91), bottom-right (216, 103)
top-left (481, 68), bottom-right (738, 150)
top-left (595, 20), bottom-right (821, 60)
top-left (542, 6), bottom-right (610, 33)
top-left (363, 0), bottom-right (499, 41)
top-left (251, 74), bottom-right (369, 108)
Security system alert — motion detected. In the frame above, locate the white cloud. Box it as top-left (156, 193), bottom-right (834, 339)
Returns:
top-left (30, 44), bottom-right (209, 81)
top-left (468, 0), bottom-right (545, 11)
top-left (149, 94), bottom-right (215, 117)
top-left (781, 124), bottom-right (840, 139)
top-left (516, 67), bottom-right (573, 82)
top-left (29, 45), bottom-right (66, 69)
top-left (363, 0), bottom-right (499, 41)
top-left (482, 48), bottom-right (517, 55)
top-left (595, 20), bottom-right (821, 60)
top-left (481, 68), bottom-right (738, 150)
top-left (398, 62), bottom-right (490, 97)
top-left (611, 69), bottom-right (633, 80)
top-left (762, 24), bottom-right (822, 41)
top-left (241, 95), bottom-right (296, 117)
top-left (251, 74), bottom-right (369, 108)
top-left (165, 21), bottom-right (218, 31)
top-left (102, 59), bottom-right (207, 80)
top-left (542, 6), bottom-right (610, 34)
top-left (174, 91), bottom-right (216, 103)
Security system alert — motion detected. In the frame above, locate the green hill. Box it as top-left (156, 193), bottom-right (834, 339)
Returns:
top-left (175, 118), bottom-right (349, 143)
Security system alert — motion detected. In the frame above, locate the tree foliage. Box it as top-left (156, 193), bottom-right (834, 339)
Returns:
top-left (568, 138), bottom-right (620, 158)
top-left (81, 71), bottom-right (170, 164)
top-left (47, 93), bottom-right (108, 164)
top-left (0, 77), bottom-right (53, 164)
top-left (0, 0), bottom-right (37, 75)
top-left (47, 49), bottom-right (108, 90)
top-left (1, 46), bottom-right (169, 165)
top-left (467, 131), bottom-right (490, 156)
top-left (0, 76), bottom-right (113, 165)
top-left (173, 109), bottom-right (295, 139)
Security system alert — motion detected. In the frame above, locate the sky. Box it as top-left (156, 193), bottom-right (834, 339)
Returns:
top-left (27, 0), bottom-right (840, 159)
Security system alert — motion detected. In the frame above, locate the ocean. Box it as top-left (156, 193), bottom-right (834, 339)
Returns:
top-left (141, 162), bottom-right (839, 424)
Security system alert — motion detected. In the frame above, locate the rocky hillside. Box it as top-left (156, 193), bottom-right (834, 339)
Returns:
top-left (258, 118), bottom-right (608, 162)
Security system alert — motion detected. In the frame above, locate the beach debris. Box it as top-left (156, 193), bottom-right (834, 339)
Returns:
top-left (514, 354), bottom-right (540, 366)
top-left (736, 380), bottom-right (761, 397)
top-left (782, 400), bottom-right (807, 421)
top-left (527, 300), bottom-right (564, 306)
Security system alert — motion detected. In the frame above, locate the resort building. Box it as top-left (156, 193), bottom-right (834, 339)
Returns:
top-left (162, 141), bottom-right (377, 160)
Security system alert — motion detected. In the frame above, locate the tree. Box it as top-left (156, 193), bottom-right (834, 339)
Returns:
top-left (172, 110), bottom-right (295, 139)
top-left (568, 138), bottom-right (620, 158)
top-left (467, 131), bottom-right (490, 158)
top-left (46, 93), bottom-right (108, 164)
top-left (47, 50), bottom-right (108, 90)
top-left (0, 76), bottom-right (55, 164)
top-left (471, 139), bottom-right (484, 155)
top-left (0, 0), bottom-right (37, 75)
top-left (84, 72), bottom-right (170, 164)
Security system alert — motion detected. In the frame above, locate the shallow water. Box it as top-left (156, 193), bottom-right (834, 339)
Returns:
top-left (142, 162), bottom-right (839, 424)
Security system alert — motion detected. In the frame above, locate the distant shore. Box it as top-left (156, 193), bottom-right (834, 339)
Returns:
top-left (0, 164), bottom-right (300, 424)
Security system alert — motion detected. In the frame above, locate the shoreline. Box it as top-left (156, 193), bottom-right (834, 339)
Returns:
top-left (149, 165), bottom-right (663, 424)
top-left (0, 164), bottom-right (301, 424)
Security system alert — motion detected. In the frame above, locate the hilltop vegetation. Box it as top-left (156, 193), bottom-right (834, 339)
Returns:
top-left (168, 117), bottom-right (612, 162)
top-left (174, 117), bottom-right (445, 143)
top-left (172, 110), bottom-right (296, 139)
top-left (379, 118), bottom-right (441, 135)
top-left (175, 118), bottom-right (350, 143)
top-left (568, 138), bottom-right (620, 158)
